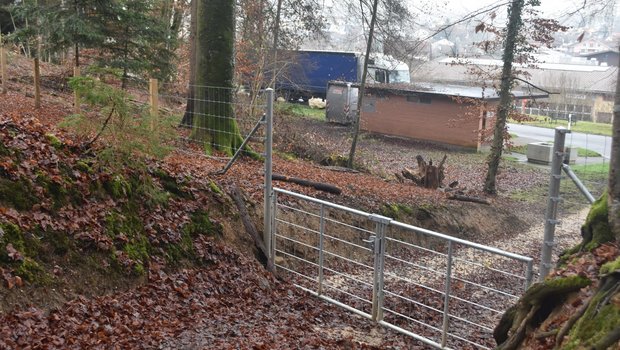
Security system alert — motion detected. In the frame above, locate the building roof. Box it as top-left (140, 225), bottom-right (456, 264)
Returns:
top-left (411, 58), bottom-right (617, 94)
top-left (330, 81), bottom-right (548, 100)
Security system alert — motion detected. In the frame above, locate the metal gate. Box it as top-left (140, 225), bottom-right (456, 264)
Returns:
top-left (269, 188), bottom-right (533, 349)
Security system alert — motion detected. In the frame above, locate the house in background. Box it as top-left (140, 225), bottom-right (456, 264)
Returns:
top-left (579, 50), bottom-right (619, 67)
top-left (326, 81), bottom-right (548, 150)
top-left (412, 58), bottom-right (617, 124)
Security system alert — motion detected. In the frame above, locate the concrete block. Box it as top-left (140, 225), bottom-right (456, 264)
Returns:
top-left (527, 142), bottom-right (554, 164)
top-left (563, 147), bottom-right (578, 164)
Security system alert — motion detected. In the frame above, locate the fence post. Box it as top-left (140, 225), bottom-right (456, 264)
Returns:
top-left (264, 88), bottom-right (274, 260)
top-left (33, 57), bottom-right (41, 108)
top-left (73, 66), bottom-right (81, 114)
top-left (539, 127), bottom-right (570, 281)
top-left (149, 78), bottom-right (159, 130)
top-left (369, 214), bottom-right (390, 322)
top-left (441, 241), bottom-right (454, 347)
top-left (1, 46), bottom-right (7, 94)
top-left (318, 204), bottom-right (325, 295)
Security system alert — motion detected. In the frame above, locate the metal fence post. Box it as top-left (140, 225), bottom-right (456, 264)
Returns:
top-left (318, 204), bottom-right (325, 295)
top-left (264, 88), bottom-right (274, 260)
top-left (539, 127), bottom-right (570, 281)
top-left (370, 214), bottom-right (390, 322)
top-left (271, 190), bottom-right (277, 266)
top-left (441, 241), bottom-right (454, 347)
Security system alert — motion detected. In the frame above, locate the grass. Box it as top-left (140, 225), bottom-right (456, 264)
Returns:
top-left (510, 115), bottom-right (612, 136)
top-left (506, 144), bottom-right (601, 158)
top-left (276, 102), bottom-right (326, 121)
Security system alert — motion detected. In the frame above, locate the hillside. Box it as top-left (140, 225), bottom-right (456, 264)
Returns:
top-left (0, 52), bottom-right (615, 349)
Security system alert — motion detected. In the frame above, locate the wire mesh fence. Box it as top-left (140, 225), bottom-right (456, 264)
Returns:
top-left (272, 188), bottom-right (533, 350)
top-left (554, 131), bottom-right (611, 257)
top-left (96, 76), bottom-right (271, 166)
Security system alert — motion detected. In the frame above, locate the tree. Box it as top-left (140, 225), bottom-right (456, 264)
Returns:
top-left (96, 0), bottom-right (177, 88)
top-left (347, 0), bottom-right (379, 168)
top-left (609, 50), bottom-right (620, 238)
top-left (482, 0), bottom-right (526, 194)
top-left (494, 48), bottom-right (620, 349)
top-left (189, 0), bottom-right (243, 156)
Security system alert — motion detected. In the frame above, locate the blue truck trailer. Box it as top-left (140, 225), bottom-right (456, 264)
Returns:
top-left (277, 50), bottom-right (410, 100)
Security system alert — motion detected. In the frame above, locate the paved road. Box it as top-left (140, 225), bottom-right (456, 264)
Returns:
top-left (508, 123), bottom-right (612, 160)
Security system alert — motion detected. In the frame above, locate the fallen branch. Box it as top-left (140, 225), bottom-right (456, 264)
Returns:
top-left (448, 194), bottom-right (490, 205)
top-left (272, 174), bottom-right (341, 195)
top-left (229, 183), bottom-right (274, 272)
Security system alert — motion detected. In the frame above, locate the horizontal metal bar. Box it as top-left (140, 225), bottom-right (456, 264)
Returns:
top-left (378, 321), bottom-right (447, 350)
top-left (382, 306), bottom-right (444, 334)
top-left (275, 249), bottom-right (319, 268)
top-left (383, 289), bottom-right (443, 315)
top-left (322, 232), bottom-right (373, 252)
top-left (449, 276), bottom-right (520, 300)
top-left (385, 236), bottom-right (448, 257)
top-left (447, 312), bottom-right (494, 332)
top-left (385, 254), bottom-right (446, 277)
top-left (323, 216), bottom-right (375, 235)
top-left (383, 271), bottom-right (445, 296)
top-left (274, 218), bottom-right (320, 235)
top-left (445, 331), bottom-right (492, 350)
top-left (274, 188), bottom-right (373, 217)
top-left (275, 264), bottom-right (317, 283)
top-left (277, 203), bottom-right (322, 219)
top-left (323, 250), bottom-right (374, 271)
top-left (390, 221), bottom-right (533, 263)
top-left (321, 281), bottom-right (373, 305)
top-left (295, 284), bottom-right (373, 319)
top-left (451, 257), bottom-right (527, 280)
top-left (275, 234), bottom-right (319, 252)
top-left (322, 266), bottom-right (373, 288)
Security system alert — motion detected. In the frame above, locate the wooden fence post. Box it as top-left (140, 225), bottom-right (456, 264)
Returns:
top-left (149, 78), bottom-right (158, 130)
top-left (33, 57), bottom-right (41, 108)
top-left (0, 47), bottom-right (7, 94)
top-left (73, 66), bottom-right (81, 114)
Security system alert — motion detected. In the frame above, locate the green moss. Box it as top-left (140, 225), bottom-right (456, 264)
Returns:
top-left (36, 173), bottom-right (69, 210)
top-left (0, 141), bottom-right (11, 157)
top-left (151, 168), bottom-right (191, 199)
top-left (165, 231), bottom-right (196, 264)
top-left (600, 256), bottom-right (620, 275)
top-left (75, 160), bottom-right (93, 173)
top-left (209, 180), bottom-right (223, 195)
top-left (381, 203), bottom-right (414, 220)
top-left (564, 286), bottom-right (620, 349)
top-left (320, 154), bottom-right (348, 167)
top-left (184, 210), bottom-right (220, 237)
top-left (104, 174), bottom-right (132, 199)
top-left (123, 236), bottom-right (150, 264)
top-left (542, 275), bottom-right (591, 291)
top-left (0, 177), bottom-right (38, 210)
top-left (14, 257), bottom-right (44, 282)
top-left (581, 192), bottom-right (612, 250)
top-left (45, 133), bottom-right (63, 149)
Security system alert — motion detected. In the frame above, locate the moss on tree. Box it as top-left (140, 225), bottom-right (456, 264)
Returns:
top-left (580, 192), bottom-right (613, 251)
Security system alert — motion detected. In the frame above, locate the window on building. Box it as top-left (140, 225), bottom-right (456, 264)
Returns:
top-left (407, 95), bottom-right (431, 104)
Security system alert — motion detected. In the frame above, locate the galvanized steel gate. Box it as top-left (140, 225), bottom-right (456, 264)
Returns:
top-left (268, 188), bottom-right (533, 349)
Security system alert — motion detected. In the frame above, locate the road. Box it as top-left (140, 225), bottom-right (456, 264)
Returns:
top-left (507, 123), bottom-right (612, 160)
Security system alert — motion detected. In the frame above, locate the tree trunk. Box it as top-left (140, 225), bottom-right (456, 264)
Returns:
top-left (609, 48), bottom-right (620, 240)
top-left (347, 0), bottom-right (379, 169)
top-left (180, 0), bottom-right (197, 127)
top-left (483, 0), bottom-right (525, 194)
top-left (190, 0), bottom-right (244, 156)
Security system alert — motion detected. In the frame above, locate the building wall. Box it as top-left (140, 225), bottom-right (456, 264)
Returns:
top-left (360, 93), bottom-right (484, 148)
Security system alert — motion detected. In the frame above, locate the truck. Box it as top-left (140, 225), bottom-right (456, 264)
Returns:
top-left (277, 50), bottom-right (410, 100)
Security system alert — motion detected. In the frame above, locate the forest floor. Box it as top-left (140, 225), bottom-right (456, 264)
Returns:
top-left (0, 52), bottom-right (607, 349)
